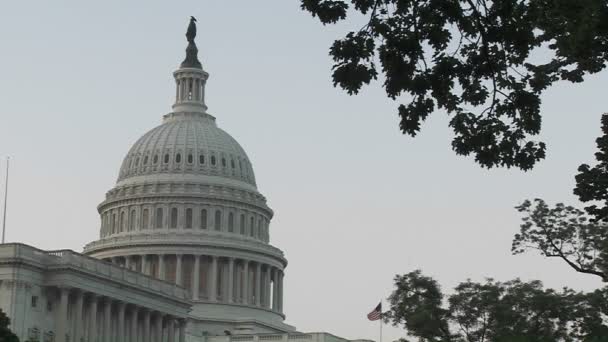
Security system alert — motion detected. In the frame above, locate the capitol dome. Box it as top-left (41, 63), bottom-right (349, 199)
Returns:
top-left (83, 20), bottom-right (291, 335)
top-left (117, 112), bottom-right (257, 189)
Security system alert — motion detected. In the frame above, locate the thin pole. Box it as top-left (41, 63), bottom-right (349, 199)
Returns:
top-left (379, 300), bottom-right (383, 342)
top-left (2, 157), bottom-right (9, 244)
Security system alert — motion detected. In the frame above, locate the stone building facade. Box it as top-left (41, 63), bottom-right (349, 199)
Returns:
top-left (0, 21), bottom-right (367, 342)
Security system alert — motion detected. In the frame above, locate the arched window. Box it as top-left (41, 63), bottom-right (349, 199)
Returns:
top-left (188, 154), bottom-right (193, 164)
top-left (170, 208), bottom-right (178, 229)
top-left (155, 208), bottom-right (163, 229)
top-left (119, 211), bottom-right (124, 232)
top-left (129, 210), bottom-right (136, 231)
top-left (228, 212), bottom-right (234, 232)
top-left (250, 217), bottom-right (254, 237)
top-left (185, 208), bottom-right (193, 228)
top-left (231, 159), bottom-right (235, 168)
top-left (214, 210), bottom-right (222, 231)
top-left (111, 213), bottom-right (116, 234)
top-left (135, 157), bottom-right (140, 166)
top-left (175, 153), bottom-right (182, 164)
top-left (200, 209), bottom-right (207, 229)
top-left (143, 155), bottom-right (148, 165)
top-left (258, 219), bottom-right (262, 239)
top-left (211, 156), bottom-right (216, 165)
top-left (164, 154), bottom-right (169, 164)
top-left (221, 158), bottom-right (226, 167)
top-left (142, 209), bottom-right (149, 229)
top-left (240, 214), bottom-right (245, 234)
top-left (153, 155), bottom-right (159, 164)
top-left (199, 154), bottom-right (205, 164)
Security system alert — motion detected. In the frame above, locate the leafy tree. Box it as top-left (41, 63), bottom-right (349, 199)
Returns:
top-left (574, 113), bottom-right (608, 222)
top-left (513, 114), bottom-right (608, 281)
top-left (384, 270), bottom-right (605, 342)
top-left (0, 308), bottom-right (19, 342)
top-left (300, 0), bottom-right (608, 170)
top-left (512, 199), bottom-right (608, 281)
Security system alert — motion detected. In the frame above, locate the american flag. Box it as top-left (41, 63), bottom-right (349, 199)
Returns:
top-left (367, 302), bottom-right (382, 321)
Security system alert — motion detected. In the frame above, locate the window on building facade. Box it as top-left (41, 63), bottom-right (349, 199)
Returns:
top-left (153, 155), bottom-right (159, 164)
top-left (200, 209), bottom-right (207, 229)
top-left (188, 154), bottom-right (193, 164)
top-left (250, 217), bottom-right (254, 237)
top-left (164, 154), bottom-right (169, 164)
top-left (211, 155), bottom-right (216, 165)
top-left (129, 210), bottom-right (136, 231)
top-left (228, 212), bottom-right (234, 232)
top-left (185, 208), bottom-right (193, 228)
top-left (155, 208), bottom-right (163, 229)
top-left (240, 214), bottom-right (245, 234)
top-left (170, 208), bottom-right (178, 228)
top-left (112, 213), bottom-right (116, 234)
top-left (199, 154), bottom-right (205, 164)
top-left (214, 210), bottom-right (222, 231)
top-left (31, 296), bottom-right (38, 308)
top-left (142, 209), bottom-right (149, 229)
top-left (175, 153), bottom-right (182, 164)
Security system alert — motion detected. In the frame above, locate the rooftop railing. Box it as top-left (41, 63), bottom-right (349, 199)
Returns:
top-left (0, 243), bottom-right (189, 300)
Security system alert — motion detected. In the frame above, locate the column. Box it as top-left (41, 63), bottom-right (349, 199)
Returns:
top-left (117, 302), bottom-right (126, 342)
top-left (131, 306), bottom-right (139, 342)
top-left (89, 295), bottom-right (99, 342)
top-left (264, 266), bottom-right (271, 308)
top-left (255, 263), bottom-right (262, 306)
top-left (278, 270), bottom-right (284, 312)
top-left (125, 255), bottom-right (132, 269)
top-left (209, 256), bottom-right (218, 301)
top-left (142, 310), bottom-right (151, 342)
top-left (168, 318), bottom-right (176, 342)
top-left (141, 254), bottom-right (149, 275)
top-left (176, 254), bottom-right (183, 286)
top-left (272, 268), bottom-right (279, 310)
top-left (243, 261), bottom-right (249, 305)
top-left (193, 254), bottom-right (201, 300)
top-left (155, 314), bottom-right (164, 342)
top-left (56, 287), bottom-right (69, 342)
top-left (227, 258), bottom-right (235, 303)
top-left (73, 290), bottom-right (84, 342)
top-left (235, 262), bottom-right (242, 303)
top-left (104, 298), bottom-right (112, 342)
top-left (159, 254), bottom-right (166, 280)
top-left (178, 319), bottom-right (186, 342)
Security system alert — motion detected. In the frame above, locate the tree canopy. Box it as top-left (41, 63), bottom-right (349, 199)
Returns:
top-left (301, 0), bottom-right (608, 170)
top-left (0, 309), bottom-right (19, 342)
top-left (384, 270), bottom-right (608, 342)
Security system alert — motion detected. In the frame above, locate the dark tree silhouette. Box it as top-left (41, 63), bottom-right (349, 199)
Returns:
top-left (0, 309), bottom-right (19, 342)
top-left (301, 0), bottom-right (608, 170)
top-left (575, 113), bottom-right (608, 222)
top-left (383, 270), bottom-right (608, 342)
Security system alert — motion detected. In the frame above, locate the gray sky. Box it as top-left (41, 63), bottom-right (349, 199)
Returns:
top-left (1, 1), bottom-right (607, 341)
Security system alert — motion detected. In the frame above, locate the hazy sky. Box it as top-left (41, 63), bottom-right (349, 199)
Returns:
top-left (1, 1), bottom-right (607, 341)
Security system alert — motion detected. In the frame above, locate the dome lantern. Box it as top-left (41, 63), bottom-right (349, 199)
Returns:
top-left (172, 17), bottom-right (209, 114)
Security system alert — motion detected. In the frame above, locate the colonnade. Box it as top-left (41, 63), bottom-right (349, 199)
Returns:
top-left (108, 254), bottom-right (284, 313)
top-left (100, 204), bottom-right (270, 243)
top-left (53, 287), bottom-right (186, 342)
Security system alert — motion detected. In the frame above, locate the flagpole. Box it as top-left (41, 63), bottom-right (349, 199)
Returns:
top-left (379, 300), bottom-right (383, 342)
top-left (2, 156), bottom-right (9, 244)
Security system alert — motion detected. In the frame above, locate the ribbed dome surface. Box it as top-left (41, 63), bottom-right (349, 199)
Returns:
top-left (117, 112), bottom-right (256, 187)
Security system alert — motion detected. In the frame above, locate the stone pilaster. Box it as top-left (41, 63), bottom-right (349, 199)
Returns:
top-left (56, 287), bottom-right (70, 342)
top-left (176, 254), bottom-right (183, 286)
top-left (255, 262), bottom-right (262, 306)
top-left (193, 254), bottom-right (200, 300)
top-left (227, 257), bottom-right (235, 303)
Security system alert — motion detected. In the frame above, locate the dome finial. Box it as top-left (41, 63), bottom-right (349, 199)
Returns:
top-left (181, 16), bottom-right (202, 69)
